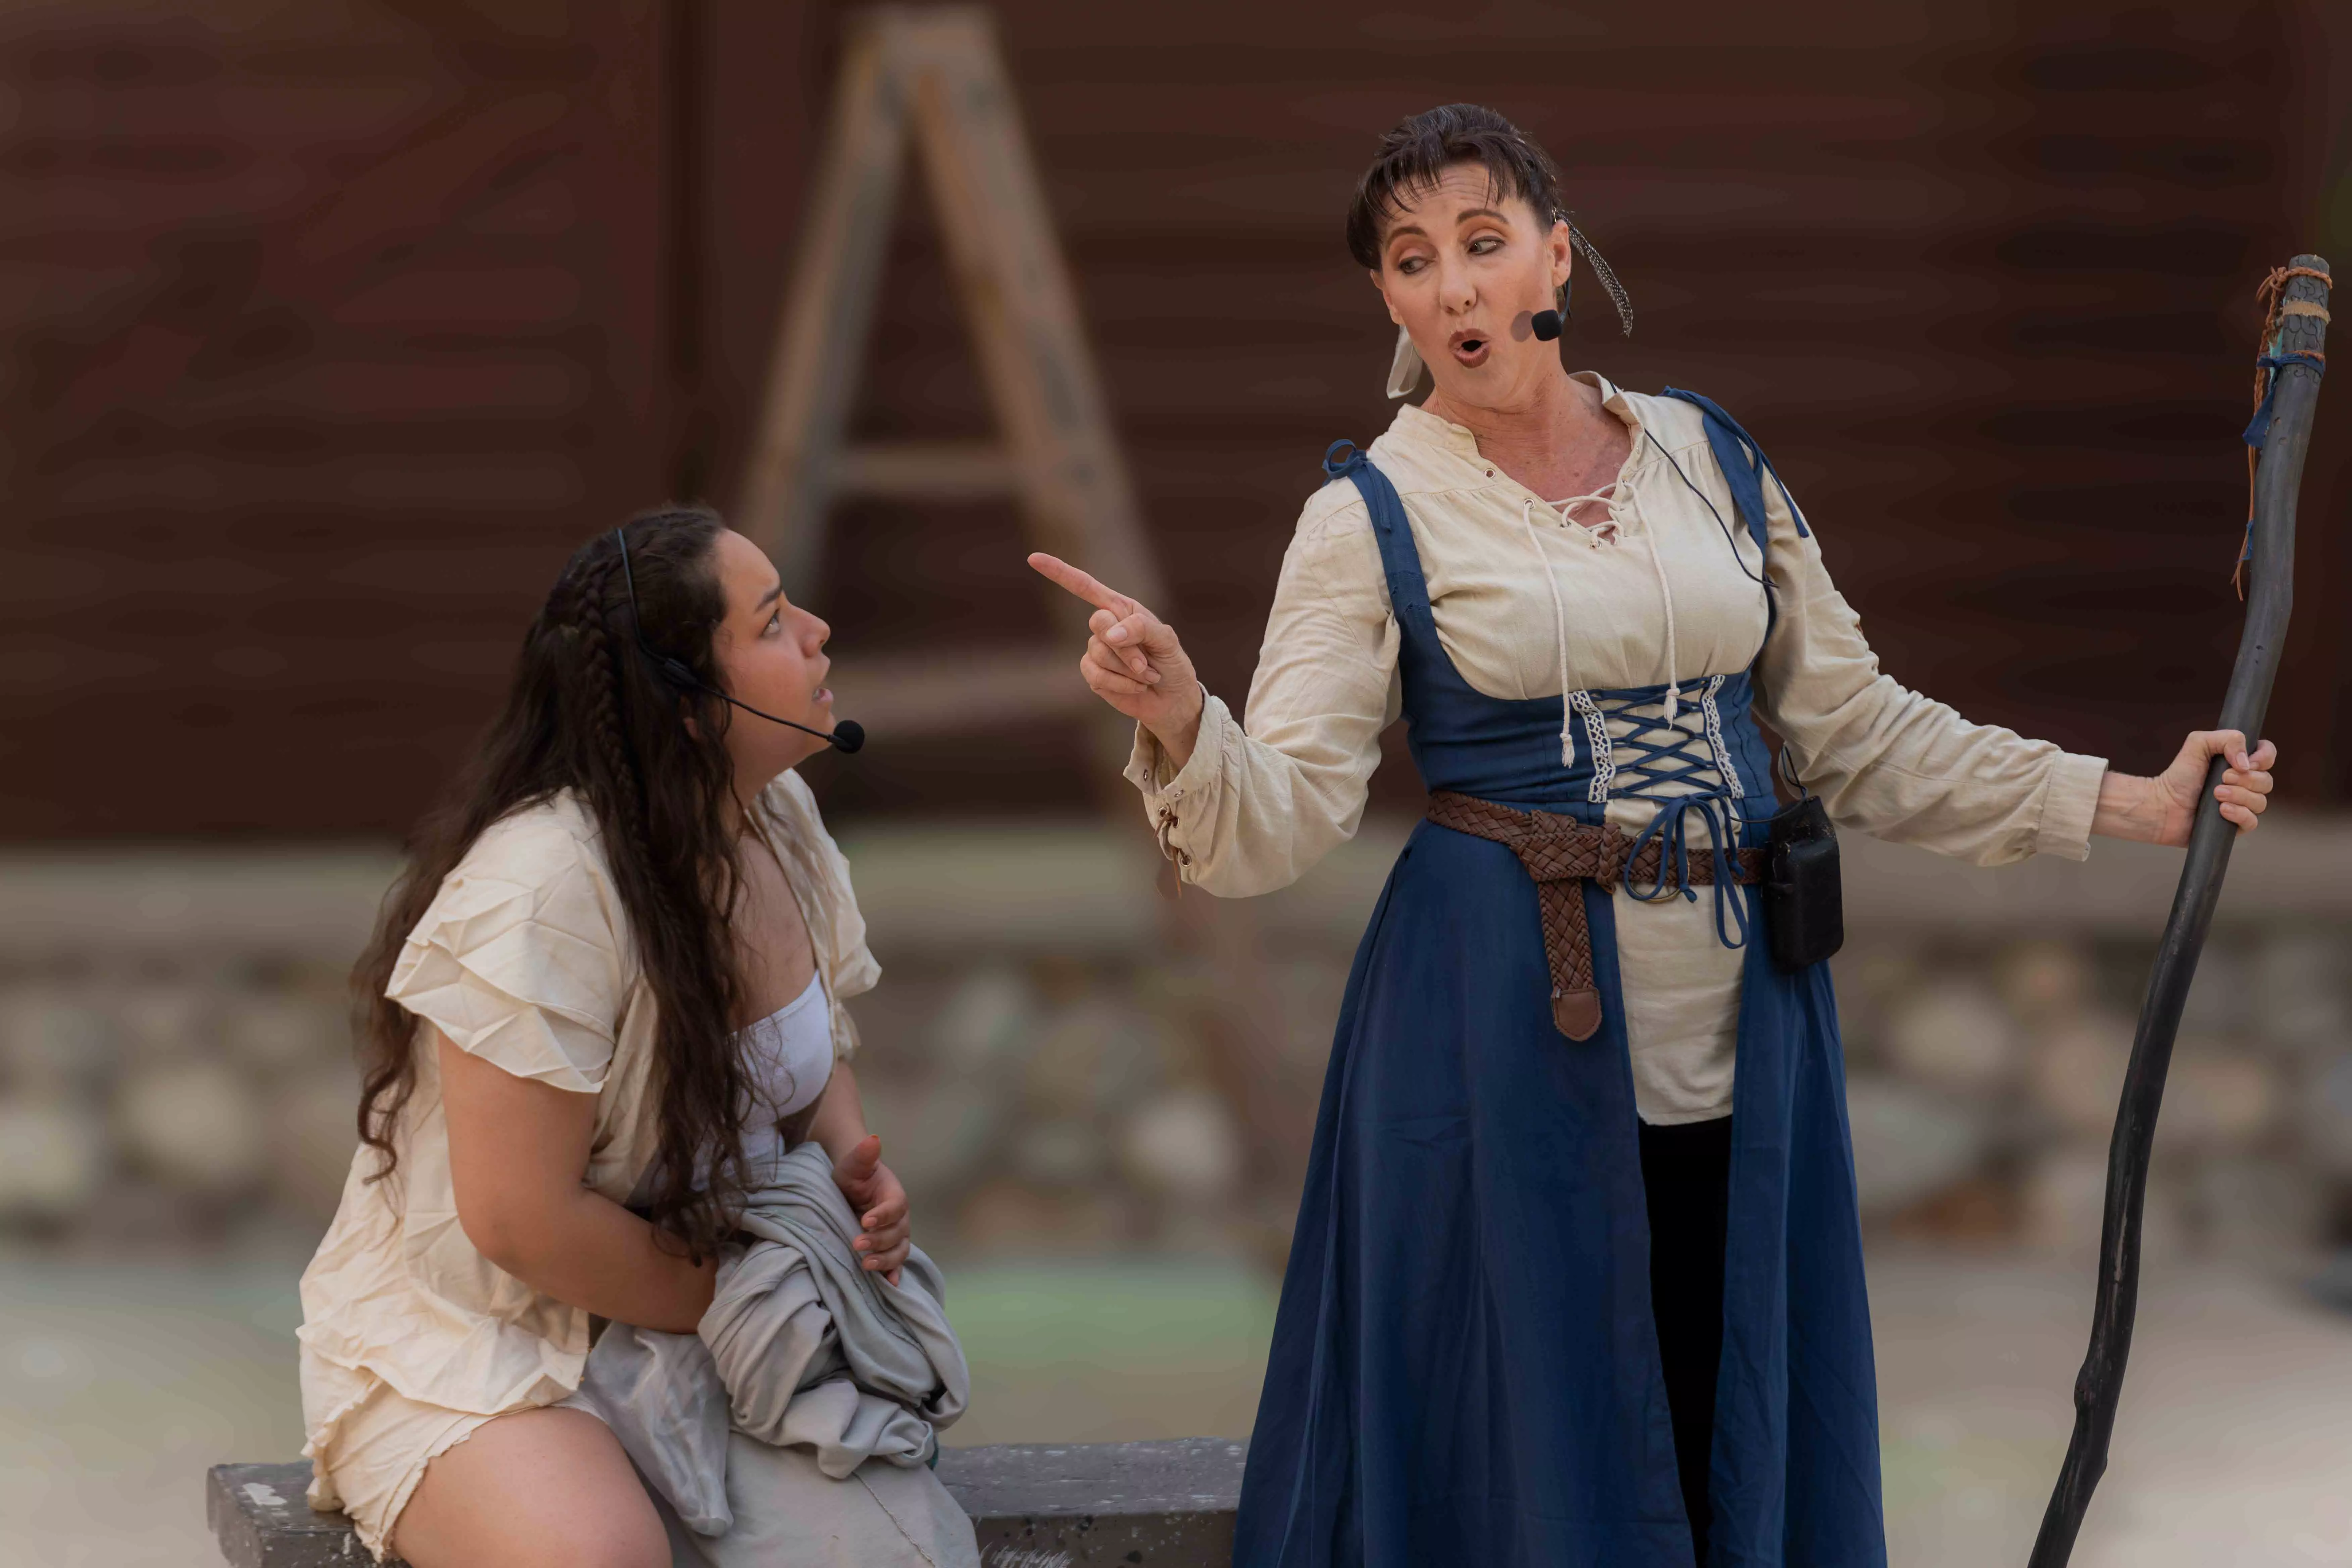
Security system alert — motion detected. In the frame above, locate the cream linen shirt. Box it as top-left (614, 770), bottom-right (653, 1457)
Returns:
top-left (296, 769), bottom-right (878, 1494)
top-left (1128, 375), bottom-right (2109, 1123)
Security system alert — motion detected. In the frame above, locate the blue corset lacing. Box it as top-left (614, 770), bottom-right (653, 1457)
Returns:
top-left (1584, 685), bottom-right (1755, 953)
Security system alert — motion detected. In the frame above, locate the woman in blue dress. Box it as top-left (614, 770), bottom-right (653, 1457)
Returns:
top-left (1031, 104), bottom-right (2277, 1567)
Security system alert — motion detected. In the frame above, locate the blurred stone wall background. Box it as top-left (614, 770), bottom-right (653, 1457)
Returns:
top-left (6, 823), bottom-right (2351, 1271)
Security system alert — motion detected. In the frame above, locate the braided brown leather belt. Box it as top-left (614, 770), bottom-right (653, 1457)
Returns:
top-left (1425, 790), bottom-right (1765, 1042)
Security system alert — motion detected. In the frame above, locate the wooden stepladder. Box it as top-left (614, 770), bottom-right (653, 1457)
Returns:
top-left (737, 6), bottom-right (1312, 1250)
top-left (735, 4), bottom-right (1158, 740)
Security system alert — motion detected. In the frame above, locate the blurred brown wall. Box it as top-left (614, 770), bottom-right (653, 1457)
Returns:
top-left (6, 0), bottom-right (2350, 839)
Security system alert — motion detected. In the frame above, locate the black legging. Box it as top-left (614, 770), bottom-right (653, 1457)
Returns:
top-left (1639, 1113), bottom-right (1733, 1565)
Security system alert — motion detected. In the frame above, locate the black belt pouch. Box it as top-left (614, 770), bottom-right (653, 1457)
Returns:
top-left (1763, 794), bottom-right (1843, 970)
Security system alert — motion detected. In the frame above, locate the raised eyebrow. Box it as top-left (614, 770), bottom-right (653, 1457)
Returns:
top-left (1456, 206), bottom-right (1508, 225)
top-left (755, 581), bottom-right (784, 612)
top-left (1384, 223), bottom-right (1430, 244)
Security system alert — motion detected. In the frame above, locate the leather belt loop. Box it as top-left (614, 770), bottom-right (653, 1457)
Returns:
top-left (1425, 790), bottom-right (1762, 1042)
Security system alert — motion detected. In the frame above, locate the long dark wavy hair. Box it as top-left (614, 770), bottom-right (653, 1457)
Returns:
top-left (351, 506), bottom-right (758, 1256)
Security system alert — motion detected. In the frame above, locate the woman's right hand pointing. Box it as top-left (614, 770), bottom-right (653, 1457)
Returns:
top-left (1028, 552), bottom-right (1205, 763)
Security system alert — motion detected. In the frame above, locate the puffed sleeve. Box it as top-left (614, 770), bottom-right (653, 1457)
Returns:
top-left (1125, 480), bottom-right (1402, 897)
top-left (759, 769), bottom-right (879, 1061)
top-left (384, 806), bottom-right (627, 1093)
top-left (1752, 469), bottom-right (2110, 866)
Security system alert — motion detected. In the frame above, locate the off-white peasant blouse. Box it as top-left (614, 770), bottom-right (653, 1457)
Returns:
top-left (1130, 376), bottom-right (2110, 1122)
top-left (297, 769), bottom-right (877, 1480)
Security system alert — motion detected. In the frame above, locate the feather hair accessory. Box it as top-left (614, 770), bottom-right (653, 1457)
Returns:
top-left (1566, 219), bottom-right (1634, 337)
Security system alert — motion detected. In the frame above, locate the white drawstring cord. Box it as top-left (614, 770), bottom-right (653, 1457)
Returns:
top-left (1520, 475), bottom-right (1683, 747)
top-left (1637, 516), bottom-right (1682, 725)
top-left (1520, 478), bottom-right (1634, 766)
top-left (1520, 499), bottom-right (1579, 766)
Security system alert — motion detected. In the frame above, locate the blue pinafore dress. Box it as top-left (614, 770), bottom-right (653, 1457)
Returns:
top-left (1231, 397), bottom-right (1887, 1568)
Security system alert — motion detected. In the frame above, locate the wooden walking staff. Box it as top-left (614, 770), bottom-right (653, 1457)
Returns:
top-left (2028, 255), bottom-right (2332, 1568)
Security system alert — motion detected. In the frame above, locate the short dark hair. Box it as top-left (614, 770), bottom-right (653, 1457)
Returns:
top-left (1345, 104), bottom-right (1564, 270)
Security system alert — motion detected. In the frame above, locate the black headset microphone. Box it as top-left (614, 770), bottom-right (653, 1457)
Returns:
top-left (1530, 269), bottom-right (1572, 342)
top-left (645, 653), bottom-right (867, 756)
top-left (610, 528), bottom-right (866, 755)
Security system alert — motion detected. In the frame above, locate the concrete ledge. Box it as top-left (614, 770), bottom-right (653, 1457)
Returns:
top-left (208, 1440), bottom-right (1245, 1566)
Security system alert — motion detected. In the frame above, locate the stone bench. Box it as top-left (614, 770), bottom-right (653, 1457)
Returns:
top-left (208, 1439), bottom-right (1244, 1566)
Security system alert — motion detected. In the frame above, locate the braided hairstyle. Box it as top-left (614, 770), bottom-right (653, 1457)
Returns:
top-left (351, 506), bottom-right (760, 1256)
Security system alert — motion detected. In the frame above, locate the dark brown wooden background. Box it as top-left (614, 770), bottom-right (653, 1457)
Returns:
top-left (8, 0), bottom-right (2351, 840)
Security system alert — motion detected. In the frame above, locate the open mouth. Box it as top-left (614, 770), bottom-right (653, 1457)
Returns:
top-left (1449, 330), bottom-right (1492, 367)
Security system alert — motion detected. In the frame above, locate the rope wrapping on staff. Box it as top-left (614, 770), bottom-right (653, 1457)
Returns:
top-left (2238, 265), bottom-right (2333, 597)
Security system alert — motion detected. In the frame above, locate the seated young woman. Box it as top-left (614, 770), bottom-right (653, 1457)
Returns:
top-left (296, 508), bottom-right (912, 1567)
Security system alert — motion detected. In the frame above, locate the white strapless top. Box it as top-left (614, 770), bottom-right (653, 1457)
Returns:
top-left (628, 970), bottom-right (833, 1201)
top-left (743, 968), bottom-right (832, 1109)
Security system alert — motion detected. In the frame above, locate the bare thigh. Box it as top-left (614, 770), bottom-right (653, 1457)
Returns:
top-left (392, 1406), bottom-right (667, 1568)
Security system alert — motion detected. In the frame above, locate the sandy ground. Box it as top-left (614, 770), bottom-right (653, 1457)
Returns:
top-left (1871, 1252), bottom-right (2352, 1567)
top-left (4, 1244), bottom-right (2349, 1567)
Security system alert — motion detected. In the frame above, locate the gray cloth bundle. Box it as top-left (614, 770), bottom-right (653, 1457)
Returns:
top-left (569, 1141), bottom-right (972, 1563)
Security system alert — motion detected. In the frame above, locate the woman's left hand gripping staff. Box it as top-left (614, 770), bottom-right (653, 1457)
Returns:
top-left (835, 1133), bottom-right (911, 1286)
top-left (2153, 729), bottom-right (2276, 840)
top-left (2094, 729), bottom-right (2279, 845)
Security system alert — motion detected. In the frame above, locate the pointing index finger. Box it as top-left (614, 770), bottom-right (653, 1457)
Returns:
top-left (1029, 552), bottom-right (1135, 616)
